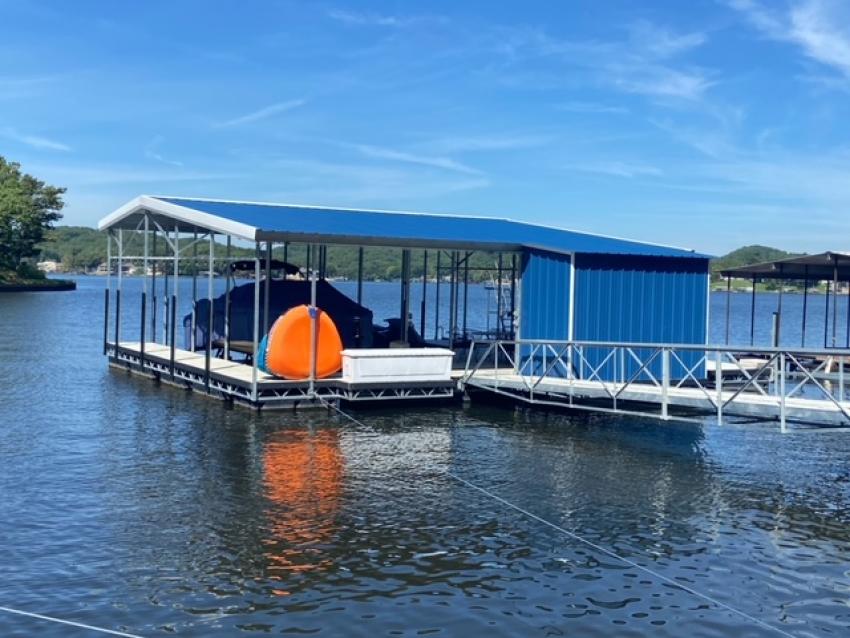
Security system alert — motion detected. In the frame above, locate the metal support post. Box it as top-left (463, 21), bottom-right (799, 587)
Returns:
top-left (715, 350), bottom-right (723, 425)
top-left (251, 245), bottom-right (261, 403)
top-left (661, 348), bottom-right (670, 419)
top-left (801, 268), bottom-right (808, 347)
top-left (263, 241), bottom-right (272, 336)
top-left (224, 236), bottom-right (232, 360)
top-left (779, 352), bottom-right (786, 433)
top-left (750, 275), bottom-right (756, 346)
top-left (204, 232), bottom-right (214, 392)
top-left (824, 280), bottom-right (831, 348)
top-left (308, 244), bottom-right (319, 397)
top-left (356, 246), bottom-right (364, 305)
top-left (191, 230), bottom-right (197, 350)
top-left (724, 276), bottom-right (731, 344)
top-left (434, 251), bottom-right (441, 340)
top-left (420, 250), bottom-right (428, 338)
top-left (400, 249), bottom-right (411, 344)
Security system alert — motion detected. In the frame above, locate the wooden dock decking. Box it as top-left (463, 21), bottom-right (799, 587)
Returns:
top-left (108, 342), bottom-right (457, 408)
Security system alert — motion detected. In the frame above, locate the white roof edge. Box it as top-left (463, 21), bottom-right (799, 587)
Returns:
top-left (98, 195), bottom-right (258, 241)
top-left (152, 195), bottom-right (702, 256)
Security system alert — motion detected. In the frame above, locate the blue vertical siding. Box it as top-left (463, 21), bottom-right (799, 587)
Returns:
top-left (519, 250), bottom-right (571, 376)
top-left (572, 254), bottom-right (709, 381)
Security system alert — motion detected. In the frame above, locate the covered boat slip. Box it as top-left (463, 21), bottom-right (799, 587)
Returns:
top-left (99, 195), bottom-right (711, 411)
top-left (720, 251), bottom-right (850, 349)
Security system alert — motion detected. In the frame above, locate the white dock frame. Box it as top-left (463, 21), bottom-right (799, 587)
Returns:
top-left (461, 339), bottom-right (850, 430)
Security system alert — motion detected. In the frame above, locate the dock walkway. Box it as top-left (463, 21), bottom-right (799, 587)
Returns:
top-left (108, 342), bottom-right (456, 408)
top-left (460, 340), bottom-right (850, 430)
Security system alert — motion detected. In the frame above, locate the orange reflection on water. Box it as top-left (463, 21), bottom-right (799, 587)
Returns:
top-left (262, 429), bottom-right (344, 578)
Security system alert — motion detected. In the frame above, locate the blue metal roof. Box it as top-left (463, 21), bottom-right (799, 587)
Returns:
top-left (98, 195), bottom-right (710, 258)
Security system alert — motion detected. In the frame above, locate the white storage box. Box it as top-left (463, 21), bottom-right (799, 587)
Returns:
top-left (341, 348), bottom-right (455, 383)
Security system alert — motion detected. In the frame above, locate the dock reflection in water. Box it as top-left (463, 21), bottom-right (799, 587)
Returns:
top-left (262, 429), bottom-right (344, 581)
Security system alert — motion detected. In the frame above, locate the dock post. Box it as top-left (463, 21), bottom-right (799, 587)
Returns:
top-left (832, 256), bottom-right (839, 348)
top-left (191, 230), bottom-right (197, 351)
top-left (140, 292), bottom-right (146, 373)
top-left (462, 251), bottom-right (470, 340)
top-left (839, 355), bottom-right (845, 404)
top-left (779, 352), bottom-right (786, 433)
top-left (251, 245), bottom-right (260, 404)
top-left (105, 231), bottom-right (112, 355)
top-left (116, 228), bottom-right (123, 348)
top-left (308, 244), bottom-right (318, 398)
top-left (420, 250), bottom-right (428, 338)
top-left (224, 236), bottom-right (231, 360)
top-left (824, 280), bottom-right (831, 348)
top-left (434, 251), bottom-right (441, 340)
top-left (356, 246), bottom-right (364, 305)
top-left (169, 295), bottom-right (176, 380)
top-left (724, 276), bottom-right (731, 344)
top-left (103, 289), bottom-right (109, 356)
top-left (205, 232), bottom-right (214, 393)
top-left (715, 350), bottom-right (723, 425)
top-left (151, 228), bottom-right (157, 343)
top-left (173, 224), bottom-right (180, 351)
top-left (263, 241), bottom-right (271, 336)
top-left (750, 275), bottom-right (756, 346)
top-left (801, 268), bottom-right (808, 347)
top-left (661, 348), bottom-right (670, 420)
top-left (114, 289), bottom-right (121, 353)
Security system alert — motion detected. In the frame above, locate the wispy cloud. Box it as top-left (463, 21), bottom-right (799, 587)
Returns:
top-left (144, 135), bottom-right (183, 167)
top-left (272, 158), bottom-right (488, 203)
top-left (564, 161), bottom-right (663, 178)
top-left (353, 143), bottom-right (483, 175)
top-left (628, 20), bottom-right (708, 59)
top-left (327, 9), bottom-right (442, 28)
top-left (727, 0), bottom-right (850, 79)
top-left (486, 22), bottom-right (713, 101)
top-left (0, 74), bottom-right (62, 100)
top-left (418, 134), bottom-right (552, 153)
top-left (26, 163), bottom-right (243, 186)
top-left (558, 101), bottom-right (629, 115)
top-left (1, 127), bottom-right (71, 151)
top-left (215, 99), bottom-right (306, 128)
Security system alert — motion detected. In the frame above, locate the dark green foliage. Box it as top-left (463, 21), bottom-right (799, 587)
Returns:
top-left (711, 245), bottom-right (800, 274)
top-left (0, 157), bottom-right (65, 269)
top-left (39, 226), bottom-right (507, 281)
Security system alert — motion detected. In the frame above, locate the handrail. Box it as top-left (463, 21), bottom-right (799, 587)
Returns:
top-left (461, 338), bottom-right (850, 430)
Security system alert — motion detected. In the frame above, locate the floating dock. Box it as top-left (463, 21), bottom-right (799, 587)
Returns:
top-left (108, 342), bottom-right (456, 407)
top-left (460, 340), bottom-right (850, 429)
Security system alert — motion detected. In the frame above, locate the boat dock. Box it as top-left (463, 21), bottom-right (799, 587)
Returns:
top-left (460, 340), bottom-right (850, 430)
top-left (95, 196), bottom-right (850, 428)
top-left (108, 342), bottom-right (457, 407)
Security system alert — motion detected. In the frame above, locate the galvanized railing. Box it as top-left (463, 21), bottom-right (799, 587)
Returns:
top-left (461, 339), bottom-right (850, 430)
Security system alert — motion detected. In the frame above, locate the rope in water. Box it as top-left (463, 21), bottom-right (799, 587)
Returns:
top-left (0, 606), bottom-right (144, 637)
top-left (319, 399), bottom-right (798, 638)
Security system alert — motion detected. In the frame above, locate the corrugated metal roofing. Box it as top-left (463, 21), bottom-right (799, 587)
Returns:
top-left (98, 195), bottom-right (710, 258)
top-left (719, 251), bottom-right (850, 280)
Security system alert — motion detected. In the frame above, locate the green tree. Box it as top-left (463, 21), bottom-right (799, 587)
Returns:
top-left (0, 157), bottom-right (65, 270)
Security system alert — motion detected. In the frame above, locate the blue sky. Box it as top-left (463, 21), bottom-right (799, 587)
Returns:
top-left (2, 0), bottom-right (850, 254)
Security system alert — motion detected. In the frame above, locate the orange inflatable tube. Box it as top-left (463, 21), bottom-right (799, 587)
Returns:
top-left (265, 305), bottom-right (343, 379)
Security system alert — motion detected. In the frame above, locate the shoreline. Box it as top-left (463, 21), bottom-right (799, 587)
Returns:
top-left (0, 279), bottom-right (76, 292)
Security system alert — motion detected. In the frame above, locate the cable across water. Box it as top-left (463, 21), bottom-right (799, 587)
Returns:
top-left (320, 399), bottom-right (798, 638)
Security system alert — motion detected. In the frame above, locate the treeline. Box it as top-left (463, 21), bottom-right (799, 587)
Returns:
top-left (38, 226), bottom-right (512, 282)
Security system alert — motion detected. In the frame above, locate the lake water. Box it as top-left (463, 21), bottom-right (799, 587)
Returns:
top-left (1, 278), bottom-right (849, 636)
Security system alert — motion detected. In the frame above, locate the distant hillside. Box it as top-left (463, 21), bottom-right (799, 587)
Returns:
top-left (35, 225), bottom-right (501, 281)
top-left (710, 245), bottom-right (800, 275)
top-left (38, 226), bottom-right (105, 271)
